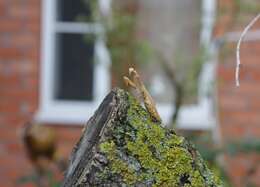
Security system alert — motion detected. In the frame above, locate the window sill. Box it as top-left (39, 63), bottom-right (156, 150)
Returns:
top-left (35, 101), bottom-right (98, 125)
top-left (35, 99), bottom-right (215, 130)
top-left (158, 100), bottom-right (215, 130)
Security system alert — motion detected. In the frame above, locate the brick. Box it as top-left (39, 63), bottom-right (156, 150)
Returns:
top-left (0, 47), bottom-right (23, 60)
top-left (55, 126), bottom-right (82, 142)
top-left (236, 82), bottom-right (260, 96)
top-left (0, 1), bottom-right (7, 17)
top-left (220, 124), bottom-right (247, 140)
top-left (0, 100), bottom-right (21, 114)
top-left (0, 19), bottom-right (24, 32)
top-left (0, 113), bottom-right (30, 127)
top-left (0, 0), bottom-right (42, 185)
top-left (0, 73), bottom-right (20, 86)
top-left (6, 142), bottom-right (24, 154)
top-left (0, 87), bottom-right (38, 101)
top-left (242, 67), bottom-right (260, 82)
top-left (218, 64), bottom-right (260, 85)
top-left (0, 60), bottom-right (38, 75)
top-left (8, 5), bottom-right (40, 21)
top-left (219, 81), bottom-right (260, 97)
top-left (218, 95), bottom-right (249, 111)
top-left (0, 33), bottom-right (13, 48)
top-left (224, 153), bottom-right (260, 187)
top-left (251, 165), bottom-right (260, 187)
top-left (0, 126), bottom-right (17, 142)
top-left (217, 65), bottom-right (235, 81)
top-left (58, 142), bottom-right (76, 159)
top-left (220, 111), bottom-right (260, 125)
top-left (249, 98), bottom-right (260, 109)
top-left (216, 2), bottom-right (260, 185)
top-left (25, 22), bottom-right (40, 33)
top-left (11, 32), bottom-right (39, 49)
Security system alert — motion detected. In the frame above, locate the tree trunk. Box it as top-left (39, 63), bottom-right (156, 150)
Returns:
top-left (62, 88), bottom-right (222, 187)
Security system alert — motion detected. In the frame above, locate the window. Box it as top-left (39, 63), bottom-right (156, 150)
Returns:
top-left (139, 0), bottom-right (217, 130)
top-left (37, 0), bottom-right (216, 129)
top-left (36, 0), bottom-right (110, 124)
top-left (55, 33), bottom-right (95, 101)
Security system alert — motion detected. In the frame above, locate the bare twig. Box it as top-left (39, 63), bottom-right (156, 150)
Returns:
top-left (236, 14), bottom-right (260, 87)
top-left (159, 58), bottom-right (183, 125)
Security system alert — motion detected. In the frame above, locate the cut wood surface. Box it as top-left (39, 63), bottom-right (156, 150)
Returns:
top-left (62, 88), bottom-right (222, 187)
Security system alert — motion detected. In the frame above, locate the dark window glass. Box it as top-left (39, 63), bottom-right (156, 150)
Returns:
top-left (55, 33), bottom-right (95, 101)
top-left (57, 0), bottom-right (91, 22)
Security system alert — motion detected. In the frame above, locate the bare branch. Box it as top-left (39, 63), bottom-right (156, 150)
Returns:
top-left (236, 13), bottom-right (260, 87)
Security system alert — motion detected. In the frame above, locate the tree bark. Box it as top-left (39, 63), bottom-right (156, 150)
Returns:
top-left (62, 88), bottom-right (221, 187)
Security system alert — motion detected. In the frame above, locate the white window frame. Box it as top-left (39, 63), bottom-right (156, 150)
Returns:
top-left (157, 0), bottom-right (217, 130)
top-left (36, 0), bottom-right (217, 129)
top-left (36, 0), bottom-right (111, 124)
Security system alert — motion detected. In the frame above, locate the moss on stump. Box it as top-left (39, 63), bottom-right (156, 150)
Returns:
top-left (62, 89), bottom-right (222, 187)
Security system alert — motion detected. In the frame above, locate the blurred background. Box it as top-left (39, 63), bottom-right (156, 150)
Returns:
top-left (0, 0), bottom-right (260, 186)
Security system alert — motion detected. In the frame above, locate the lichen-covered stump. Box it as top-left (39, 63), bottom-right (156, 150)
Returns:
top-left (62, 89), bottom-right (222, 187)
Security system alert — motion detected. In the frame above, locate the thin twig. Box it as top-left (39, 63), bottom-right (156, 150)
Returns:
top-left (236, 14), bottom-right (260, 87)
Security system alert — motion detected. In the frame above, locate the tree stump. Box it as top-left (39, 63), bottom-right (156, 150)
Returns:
top-left (62, 88), bottom-right (222, 187)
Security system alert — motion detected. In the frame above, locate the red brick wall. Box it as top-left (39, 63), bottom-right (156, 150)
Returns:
top-left (0, 1), bottom-right (82, 186)
top-left (216, 0), bottom-right (260, 186)
top-left (1, 0), bottom-right (260, 186)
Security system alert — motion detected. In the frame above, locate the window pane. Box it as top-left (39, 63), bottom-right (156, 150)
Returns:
top-left (138, 0), bottom-right (202, 104)
top-left (57, 0), bottom-right (91, 22)
top-left (55, 33), bottom-right (95, 101)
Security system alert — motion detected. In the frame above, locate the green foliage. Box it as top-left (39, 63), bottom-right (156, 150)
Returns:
top-left (187, 133), bottom-right (260, 187)
top-left (183, 48), bottom-right (209, 102)
top-left (218, 0), bottom-right (260, 30)
top-left (99, 91), bottom-right (222, 186)
top-left (16, 171), bottom-right (61, 187)
top-left (187, 134), bottom-right (231, 187)
top-left (89, 0), bottom-right (154, 86)
top-left (234, 0), bottom-right (260, 15)
top-left (89, 1), bottom-right (208, 124)
top-left (226, 139), bottom-right (260, 155)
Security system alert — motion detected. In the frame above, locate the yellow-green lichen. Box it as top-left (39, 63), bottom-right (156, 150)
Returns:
top-left (100, 141), bottom-right (138, 185)
top-left (99, 92), bottom-right (222, 186)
